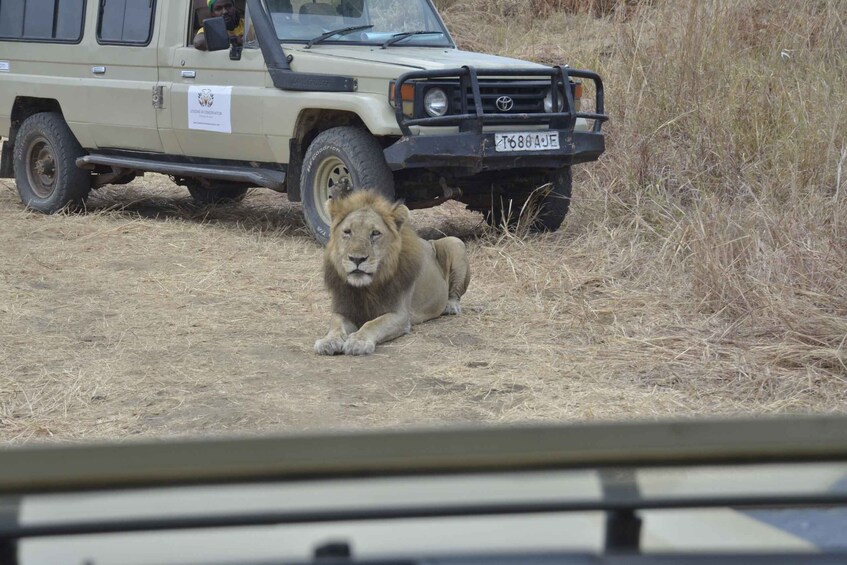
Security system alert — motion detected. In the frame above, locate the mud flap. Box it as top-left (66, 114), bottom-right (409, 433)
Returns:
top-left (0, 139), bottom-right (13, 178)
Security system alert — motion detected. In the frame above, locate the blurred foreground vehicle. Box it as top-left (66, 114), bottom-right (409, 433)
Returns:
top-left (2, 416), bottom-right (847, 564)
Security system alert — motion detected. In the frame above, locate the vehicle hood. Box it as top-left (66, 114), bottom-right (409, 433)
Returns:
top-left (286, 45), bottom-right (550, 72)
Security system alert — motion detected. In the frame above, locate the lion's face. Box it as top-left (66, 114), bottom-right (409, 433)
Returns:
top-left (326, 191), bottom-right (409, 288)
top-left (333, 208), bottom-right (395, 287)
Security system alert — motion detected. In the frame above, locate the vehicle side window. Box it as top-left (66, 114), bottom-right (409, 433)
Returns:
top-left (98, 0), bottom-right (157, 45)
top-left (0, 0), bottom-right (85, 43)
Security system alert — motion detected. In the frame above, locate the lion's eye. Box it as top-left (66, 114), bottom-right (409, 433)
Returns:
top-left (343, 228), bottom-right (352, 237)
top-left (371, 230), bottom-right (381, 238)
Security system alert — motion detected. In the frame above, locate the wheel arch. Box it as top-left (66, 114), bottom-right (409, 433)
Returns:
top-left (11, 97), bottom-right (64, 138)
top-left (287, 109), bottom-right (384, 202)
top-left (0, 96), bottom-right (62, 178)
top-left (1, 98), bottom-right (64, 178)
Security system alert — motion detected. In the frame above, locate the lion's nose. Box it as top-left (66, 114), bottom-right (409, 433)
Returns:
top-left (349, 255), bottom-right (368, 267)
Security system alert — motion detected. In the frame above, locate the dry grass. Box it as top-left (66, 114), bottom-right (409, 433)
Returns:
top-left (435, 0), bottom-right (646, 18)
top-left (1, 0), bottom-right (846, 444)
top-left (438, 0), bottom-right (847, 409)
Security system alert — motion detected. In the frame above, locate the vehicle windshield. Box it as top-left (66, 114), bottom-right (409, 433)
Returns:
top-left (266, 0), bottom-right (451, 46)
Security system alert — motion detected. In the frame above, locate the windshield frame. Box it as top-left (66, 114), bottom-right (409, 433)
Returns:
top-left (262, 0), bottom-right (456, 48)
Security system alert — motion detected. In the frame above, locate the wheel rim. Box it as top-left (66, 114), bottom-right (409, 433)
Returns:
top-left (312, 155), bottom-right (351, 226)
top-left (26, 136), bottom-right (57, 198)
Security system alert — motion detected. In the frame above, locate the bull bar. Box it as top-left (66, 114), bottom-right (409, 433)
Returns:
top-left (383, 65), bottom-right (608, 172)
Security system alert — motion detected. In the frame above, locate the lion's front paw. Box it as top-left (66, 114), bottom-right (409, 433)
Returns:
top-left (315, 336), bottom-right (345, 355)
top-left (343, 334), bottom-right (376, 356)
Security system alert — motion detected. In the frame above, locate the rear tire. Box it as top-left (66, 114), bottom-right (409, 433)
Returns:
top-left (13, 112), bottom-right (91, 213)
top-left (487, 167), bottom-right (572, 233)
top-left (301, 126), bottom-right (395, 245)
top-left (531, 166), bottom-right (572, 232)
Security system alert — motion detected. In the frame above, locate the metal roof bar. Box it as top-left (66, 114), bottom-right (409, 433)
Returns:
top-left (1, 416), bottom-right (846, 495)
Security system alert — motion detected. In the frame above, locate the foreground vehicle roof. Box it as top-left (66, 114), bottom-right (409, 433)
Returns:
top-left (2, 416), bottom-right (847, 564)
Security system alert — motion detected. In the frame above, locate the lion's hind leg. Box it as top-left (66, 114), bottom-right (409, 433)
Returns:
top-left (433, 237), bottom-right (471, 315)
top-left (444, 298), bottom-right (462, 315)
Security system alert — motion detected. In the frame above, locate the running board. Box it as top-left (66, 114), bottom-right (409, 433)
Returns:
top-left (76, 154), bottom-right (286, 191)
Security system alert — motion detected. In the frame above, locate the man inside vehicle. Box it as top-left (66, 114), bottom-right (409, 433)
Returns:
top-left (193, 0), bottom-right (245, 50)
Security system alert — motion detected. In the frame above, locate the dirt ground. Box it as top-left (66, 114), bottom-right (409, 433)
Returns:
top-left (0, 173), bottom-right (843, 444)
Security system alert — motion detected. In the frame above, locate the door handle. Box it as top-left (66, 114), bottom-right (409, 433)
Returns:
top-left (181, 70), bottom-right (196, 78)
top-left (91, 66), bottom-right (106, 75)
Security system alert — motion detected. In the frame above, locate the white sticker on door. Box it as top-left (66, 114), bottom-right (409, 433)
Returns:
top-left (188, 85), bottom-right (232, 133)
top-left (0, 61), bottom-right (10, 72)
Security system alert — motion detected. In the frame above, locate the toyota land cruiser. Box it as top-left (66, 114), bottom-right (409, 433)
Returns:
top-left (0, 0), bottom-right (607, 243)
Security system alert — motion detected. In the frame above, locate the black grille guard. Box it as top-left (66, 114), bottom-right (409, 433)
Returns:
top-left (393, 65), bottom-right (608, 136)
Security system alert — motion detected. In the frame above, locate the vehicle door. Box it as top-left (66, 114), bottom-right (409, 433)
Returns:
top-left (87, 0), bottom-right (164, 152)
top-left (158, 0), bottom-right (275, 162)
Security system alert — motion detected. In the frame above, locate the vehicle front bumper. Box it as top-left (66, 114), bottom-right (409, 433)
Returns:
top-left (385, 65), bottom-right (607, 174)
top-left (383, 129), bottom-right (605, 172)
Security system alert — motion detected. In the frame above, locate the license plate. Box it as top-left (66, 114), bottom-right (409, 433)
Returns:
top-left (494, 132), bottom-right (560, 152)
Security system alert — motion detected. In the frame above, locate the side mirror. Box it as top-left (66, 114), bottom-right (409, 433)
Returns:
top-left (203, 17), bottom-right (231, 52)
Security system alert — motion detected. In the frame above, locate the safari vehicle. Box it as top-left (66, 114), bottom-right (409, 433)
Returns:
top-left (0, 0), bottom-right (607, 243)
top-left (1, 416), bottom-right (847, 564)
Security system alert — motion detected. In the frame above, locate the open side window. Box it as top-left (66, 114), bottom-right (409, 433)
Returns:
top-left (190, 0), bottom-right (249, 46)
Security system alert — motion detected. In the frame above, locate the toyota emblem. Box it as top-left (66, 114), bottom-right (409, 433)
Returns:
top-left (495, 96), bottom-right (514, 112)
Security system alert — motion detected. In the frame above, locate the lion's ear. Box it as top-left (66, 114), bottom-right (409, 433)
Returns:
top-left (392, 203), bottom-right (411, 229)
top-left (329, 183), bottom-right (353, 202)
top-left (326, 183), bottom-right (354, 219)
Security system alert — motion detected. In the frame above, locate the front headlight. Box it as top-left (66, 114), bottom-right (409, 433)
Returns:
top-left (544, 88), bottom-right (565, 113)
top-left (424, 88), bottom-right (449, 117)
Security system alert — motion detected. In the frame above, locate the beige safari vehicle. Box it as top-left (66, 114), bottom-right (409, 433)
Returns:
top-left (0, 0), bottom-right (607, 243)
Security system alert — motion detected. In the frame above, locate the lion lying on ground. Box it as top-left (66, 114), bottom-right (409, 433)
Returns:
top-left (315, 189), bottom-right (471, 356)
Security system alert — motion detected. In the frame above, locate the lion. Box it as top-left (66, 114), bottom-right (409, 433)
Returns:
top-left (315, 188), bottom-right (471, 356)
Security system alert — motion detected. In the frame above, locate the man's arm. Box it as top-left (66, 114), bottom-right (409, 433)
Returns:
top-left (193, 30), bottom-right (208, 50)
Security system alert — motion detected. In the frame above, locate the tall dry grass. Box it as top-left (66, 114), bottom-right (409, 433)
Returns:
top-left (440, 0), bottom-right (847, 399)
top-left (435, 0), bottom-right (644, 18)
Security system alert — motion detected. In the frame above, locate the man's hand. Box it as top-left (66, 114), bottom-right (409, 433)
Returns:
top-left (193, 32), bottom-right (208, 51)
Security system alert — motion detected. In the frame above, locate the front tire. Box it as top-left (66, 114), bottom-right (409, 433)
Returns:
top-left (13, 112), bottom-right (91, 213)
top-left (300, 126), bottom-right (395, 245)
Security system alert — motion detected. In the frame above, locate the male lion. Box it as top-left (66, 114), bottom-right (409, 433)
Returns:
top-left (315, 189), bottom-right (470, 356)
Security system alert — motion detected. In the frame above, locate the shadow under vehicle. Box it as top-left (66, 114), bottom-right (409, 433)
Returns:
top-left (2, 416), bottom-right (847, 564)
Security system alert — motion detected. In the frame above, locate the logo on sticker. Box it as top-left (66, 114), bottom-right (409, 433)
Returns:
top-left (188, 85), bottom-right (231, 133)
top-left (197, 89), bottom-right (215, 108)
